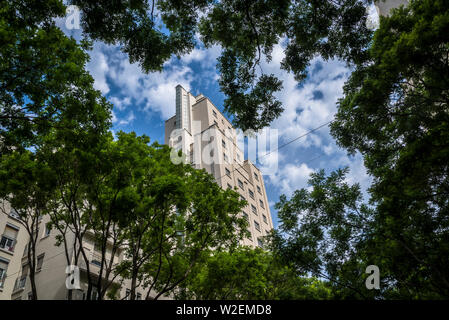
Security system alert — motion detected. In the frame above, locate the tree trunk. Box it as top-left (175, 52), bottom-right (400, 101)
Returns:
top-left (130, 265), bottom-right (138, 300)
top-left (26, 228), bottom-right (38, 300)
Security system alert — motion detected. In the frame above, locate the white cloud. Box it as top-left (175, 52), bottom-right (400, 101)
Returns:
top-left (109, 96), bottom-right (131, 111)
top-left (87, 43), bottom-right (110, 94)
top-left (118, 111), bottom-right (135, 126)
top-left (259, 43), bottom-right (350, 151)
top-left (255, 42), bottom-right (374, 199)
top-left (87, 44), bottom-right (198, 120)
top-left (111, 110), bottom-right (118, 123)
top-left (268, 162), bottom-right (315, 197)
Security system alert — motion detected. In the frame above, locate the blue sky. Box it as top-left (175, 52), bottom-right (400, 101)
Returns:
top-left (57, 10), bottom-right (377, 228)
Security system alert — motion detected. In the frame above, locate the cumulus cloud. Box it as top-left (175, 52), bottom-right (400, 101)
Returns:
top-left (109, 96), bottom-right (131, 111)
top-left (118, 111), bottom-right (136, 126)
top-left (259, 44), bottom-right (350, 151)
top-left (87, 44), bottom-right (201, 120)
top-left (87, 43), bottom-right (110, 94)
top-left (268, 162), bottom-right (315, 197)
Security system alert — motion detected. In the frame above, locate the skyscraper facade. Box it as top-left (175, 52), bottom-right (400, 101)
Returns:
top-left (165, 85), bottom-right (274, 248)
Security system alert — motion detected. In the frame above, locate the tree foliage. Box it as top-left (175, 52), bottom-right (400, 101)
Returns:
top-left (270, 168), bottom-right (381, 299)
top-left (0, 0), bottom-right (111, 153)
top-left (330, 0), bottom-right (449, 298)
top-left (176, 246), bottom-right (332, 300)
top-left (63, 0), bottom-right (373, 131)
top-left (111, 132), bottom-right (247, 299)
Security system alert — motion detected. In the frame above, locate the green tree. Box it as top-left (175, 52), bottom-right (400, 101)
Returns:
top-left (113, 137), bottom-right (248, 300)
top-left (0, 0), bottom-right (111, 152)
top-left (0, 0), bottom-right (112, 299)
top-left (176, 246), bottom-right (333, 299)
top-left (64, 0), bottom-right (373, 131)
top-left (0, 151), bottom-right (56, 300)
top-left (269, 168), bottom-right (381, 299)
top-left (330, 0), bottom-right (449, 298)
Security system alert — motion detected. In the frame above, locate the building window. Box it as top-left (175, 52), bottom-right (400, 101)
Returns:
top-left (223, 153), bottom-right (229, 163)
top-left (36, 254), bottom-right (45, 272)
top-left (225, 168), bottom-right (231, 177)
top-left (0, 258), bottom-right (9, 289)
top-left (23, 243), bottom-right (28, 257)
top-left (43, 224), bottom-right (51, 237)
top-left (254, 221), bottom-right (260, 232)
top-left (249, 190), bottom-right (255, 199)
top-left (21, 263), bottom-right (29, 277)
top-left (126, 289), bottom-right (131, 300)
top-left (251, 205), bottom-right (257, 215)
top-left (263, 215), bottom-right (268, 224)
top-left (257, 238), bottom-right (263, 248)
top-left (242, 212), bottom-right (249, 221)
top-left (240, 195), bottom-right (246, 202)
top-left (136, 293), bottom-right (142, 300)
top-left (212, 110), bottom-right (217, 117)
top-left (254, 173), bottom-right (259, 181)
top-left (257, 186), bottom-right (262, 194)
top-left (259, 200), bottom-right (265, 208)
top-left (28, 292), bottom-right (33, 300)
top-left (238, 179), bottom-right (244, 189)
top-left (0, 235), bottom-right (15, 252)
top-left (0, 225), bottom-right (18, 252)
top-left (222, 139), bottom-right (226, 148)
top-left (227, 183), bottom-right (232, 189)
top-left (15, 275), bottom-right (26, 291)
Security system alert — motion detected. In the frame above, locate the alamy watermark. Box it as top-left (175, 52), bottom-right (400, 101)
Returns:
top-left (65, 265), bottom-right (81, 290)
top-left (365, 265), bottom-right (380, 290)
top-left (169, 121), bottom-right (279, 176)
top-left (65, 5), bottom-right (80, 30)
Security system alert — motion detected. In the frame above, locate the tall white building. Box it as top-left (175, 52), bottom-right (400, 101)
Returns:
top-left (165, 85), bottom-right (274, 248)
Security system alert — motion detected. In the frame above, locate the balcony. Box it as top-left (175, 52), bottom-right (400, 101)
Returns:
top-left (0, 235), bottom-right (16, 253)
top-left (78, 253), bottom-right (113, 274)
top-left (77, 253), bottom-right (121, 286)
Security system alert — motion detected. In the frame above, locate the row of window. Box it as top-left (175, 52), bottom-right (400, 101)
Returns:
top-left (1, 216), bottom-right (51, 257)
top-left (0, 253), bottom-right (45, 293)
top-left (125, 289), bottom-right (142, 300)
top-left (249, 185), bottom-right (263, 196)
top-left (212, 110), bottom-right (232, 131)
top-left (242, 210), bottom-right (269, 234)
top-left (244, 232), bottom-right (264, 248)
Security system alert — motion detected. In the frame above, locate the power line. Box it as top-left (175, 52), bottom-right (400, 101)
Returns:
top-left (257, 120), bottom-right (333, 161)
top-left (216, 120), bottom-right (333, 182)
top-left (3, 249), bottom-right (66, 281)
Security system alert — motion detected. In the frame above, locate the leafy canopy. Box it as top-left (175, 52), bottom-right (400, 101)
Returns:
top-left (329, 0), bottom-right (449, 298)
top-left (64, 0), bottom-right (373, 131)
